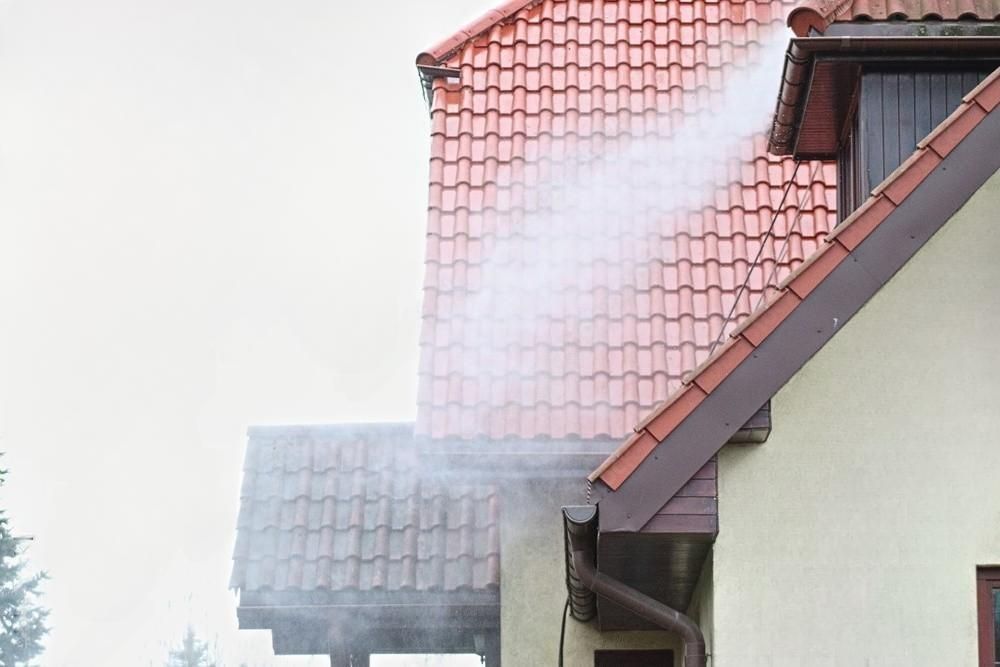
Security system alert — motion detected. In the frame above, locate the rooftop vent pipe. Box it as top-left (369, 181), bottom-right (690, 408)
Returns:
top-left (562, 505), bottom-right (707, 667)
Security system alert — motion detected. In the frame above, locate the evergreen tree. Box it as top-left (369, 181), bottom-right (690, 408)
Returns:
top-left (166, 627), bottom-right (216, 667)
top-left (0, 463), bottom-right (48, 667)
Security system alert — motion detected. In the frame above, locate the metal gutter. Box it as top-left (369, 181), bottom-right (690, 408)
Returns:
top-left (416, 64), bottom-right (461, 112)
top-left (562, 506), bottom-right (707, 667)
top-left (769, 36), bottom-right (1000, 155)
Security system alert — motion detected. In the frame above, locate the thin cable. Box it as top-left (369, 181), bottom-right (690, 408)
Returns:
top-left (558, 596), bottom-right (570, 667)
top-left (752, 160), bottom-right (824, 311)
top-left (707, 158), bottom-right (804, 355)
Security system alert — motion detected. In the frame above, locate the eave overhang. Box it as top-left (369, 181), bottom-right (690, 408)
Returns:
top-left (237, 589), bottom-right (500, 656)
top-left (769, 35), bottom-right (1000, 157)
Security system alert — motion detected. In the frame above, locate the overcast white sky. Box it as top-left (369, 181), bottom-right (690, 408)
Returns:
top-left (0, 1), bottom-right (487, 664)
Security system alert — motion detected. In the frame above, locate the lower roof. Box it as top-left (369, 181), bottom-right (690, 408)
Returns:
top-left (230, 423), bottom-right (500, 598)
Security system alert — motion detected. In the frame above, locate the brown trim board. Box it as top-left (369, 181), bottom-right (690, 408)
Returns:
top-left (595, 104), bottom-right (1000, 533)
top-left (770, 36), bottom-right (1000, 156)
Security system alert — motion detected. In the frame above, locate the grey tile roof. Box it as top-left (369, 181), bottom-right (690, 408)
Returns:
top-left (231, 423), bottom-right (500, 595)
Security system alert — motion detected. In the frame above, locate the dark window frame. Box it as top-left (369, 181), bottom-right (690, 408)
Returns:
top-left (977, 567), bottom-right (1000, 667)
top-left (594, 649), bottom-right (674, 667)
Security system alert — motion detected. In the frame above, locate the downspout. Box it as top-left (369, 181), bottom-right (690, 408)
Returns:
top-left (562, 506), bottom-right (707, 667)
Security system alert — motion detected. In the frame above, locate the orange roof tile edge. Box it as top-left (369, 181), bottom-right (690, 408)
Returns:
top-left (787, 0), bottom-right (852, 36)
top-left (416, 0), bottom-right (542, 65)
top-left (788, 0), bottom-right (1000, 36)
top-left (594, 66), bottom-right (1000, 490)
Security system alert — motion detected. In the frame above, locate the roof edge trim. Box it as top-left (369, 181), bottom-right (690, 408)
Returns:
top-left (416, 0), bottom-right (542, 66)
top-left (788, 0), bottom-right (853, 36)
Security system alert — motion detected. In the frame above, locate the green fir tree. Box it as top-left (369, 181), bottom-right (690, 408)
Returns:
top-left (166, 627), bottom-right (216, 667)
top-left (0, 463), bottom-right (49, 667)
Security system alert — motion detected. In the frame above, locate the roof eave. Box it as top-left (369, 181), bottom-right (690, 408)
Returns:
top-left (769, 35), bottom-right (1000, 157)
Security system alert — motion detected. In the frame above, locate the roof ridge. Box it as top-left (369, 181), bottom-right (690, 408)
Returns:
top-left (594, 65), bottom-right (1000, 492)
top-left (416, 0), bottom-right (542, 66)
top-left (787, 0), bottom-right (854, 36)
top-left (787, 0), bottom-right (1000, 36)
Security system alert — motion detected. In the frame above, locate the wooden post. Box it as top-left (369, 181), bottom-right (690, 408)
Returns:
top-left (483, 632), bottom-right (501, 667)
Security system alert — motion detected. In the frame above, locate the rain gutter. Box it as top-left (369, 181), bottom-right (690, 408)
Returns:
top-left (770, 36), bottom-right (1000, 155)
top-left (562, 506), bottom-right (707, 667)
top-left (416, 64), bottom-right (460, 111)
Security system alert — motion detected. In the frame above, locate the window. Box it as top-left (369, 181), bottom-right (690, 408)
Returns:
top-left (978, 567), bottom-right (1000, 667)
top-left (594, 649), bottom-right (674, 667)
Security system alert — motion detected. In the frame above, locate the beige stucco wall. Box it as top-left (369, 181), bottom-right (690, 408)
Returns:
top-left (712, 168), bottom-right (1000, 666)
top-left (501, 478), bottom-right (682, 666)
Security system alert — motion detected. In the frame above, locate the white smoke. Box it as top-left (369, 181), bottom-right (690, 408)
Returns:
top-left (454, 29), bottom-right (796, 382)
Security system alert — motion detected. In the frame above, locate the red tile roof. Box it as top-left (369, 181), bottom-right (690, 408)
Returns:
top-left (788, 0), bottom-right (1000, 36)
top-left (230, 424), bottom-right (500, 594)
top-left (416, 0), bottom-right (837, 441)
top-left (593, 66), bottom-right (1000, 490)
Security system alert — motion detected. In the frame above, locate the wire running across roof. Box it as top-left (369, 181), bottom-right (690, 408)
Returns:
top-left (416, 0), bottom-right (837, 441)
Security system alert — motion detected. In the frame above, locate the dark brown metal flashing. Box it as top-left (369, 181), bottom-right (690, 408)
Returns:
top-left (598, 103), bottom-right (1000, 533)
top-left (769, 36), bottom-right (1000, 156)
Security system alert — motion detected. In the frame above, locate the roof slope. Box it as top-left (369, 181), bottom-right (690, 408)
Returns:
top-left (231, 424), bottom-right (500, 595)
top-left (788, 0), bottom-right (1000, 35)
top-left (593, 68), bottom-right (1000, 522)
top-left (417, 0), bottom-right (836, 440)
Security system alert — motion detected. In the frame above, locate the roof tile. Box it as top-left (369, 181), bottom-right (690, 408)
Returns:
top-left (691, 335), bottom-right (755, 394)
top-left (417, 0), bottom-right (836, 440)
top-left (777, 238), bottom-right (845, 299)
top-left (921, 100), bottom-right (988, 158)
top-left (731, 289), bottom-right (802, 347)
top-left (825, 195), bottom-right (895, 251)
top-left (788, 0), bottom-right (1000, 35)
top-left (231, 425), bottom-right (499, 595)
top-left (967, 68), bottom-right (1000, 112)
top-left (597, 429), bottom-right (660, 491)
top-left (876, 148), bottom-right (943, 206)
top-left (643, 383), bottom-right (708, 441)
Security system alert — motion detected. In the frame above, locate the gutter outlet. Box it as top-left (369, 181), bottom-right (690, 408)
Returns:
top-left (562, 506), bottom-right (707, 667)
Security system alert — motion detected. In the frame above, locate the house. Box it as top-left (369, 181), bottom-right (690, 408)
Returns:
top-left (230, 0), bottom-right (1000, 665)
top-left (574, 4), bottom-right (1000, 667)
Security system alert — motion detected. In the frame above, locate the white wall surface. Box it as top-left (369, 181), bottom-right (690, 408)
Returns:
top-left (713, 168), bottom-right (1000, 666)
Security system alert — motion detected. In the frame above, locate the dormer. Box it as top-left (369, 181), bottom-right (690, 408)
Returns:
top-left (769, 0), bottom-right (1000, 218)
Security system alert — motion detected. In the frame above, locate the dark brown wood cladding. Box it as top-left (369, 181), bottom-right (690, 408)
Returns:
top-left (641, 457), bottom-right (718, 535)
top-left (796, 60), bottom-right (861, 157)
top-left (857, 68), bottom-right (990, 201)
top-left (837, 90), bottom-right (863, 220)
